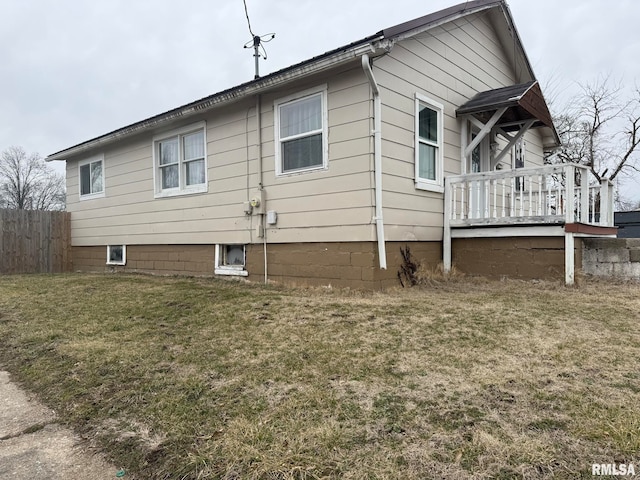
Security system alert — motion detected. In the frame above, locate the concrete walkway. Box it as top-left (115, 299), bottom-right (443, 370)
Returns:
top-left (0, 371), bottom-right (118, 479)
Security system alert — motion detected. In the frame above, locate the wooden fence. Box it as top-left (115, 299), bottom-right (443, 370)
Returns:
top-left (0, 209), bottom-right (72, 274)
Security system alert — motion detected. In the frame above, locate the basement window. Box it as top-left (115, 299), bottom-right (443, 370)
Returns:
top-left (215, 244), bottom-right (248, 276)
top-left (106, 245), bottom-right (126, 266)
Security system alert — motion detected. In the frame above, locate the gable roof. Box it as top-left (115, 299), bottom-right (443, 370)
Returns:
top-left (456, 80), bottom-right (559, 146)
top-left (457, 81), bottom-right (554, 129)
top-left (47, 0), bottom-right (534, 161)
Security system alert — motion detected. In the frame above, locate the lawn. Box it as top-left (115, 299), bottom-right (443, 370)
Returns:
top-left (0, 273), bottom-right (639, 479)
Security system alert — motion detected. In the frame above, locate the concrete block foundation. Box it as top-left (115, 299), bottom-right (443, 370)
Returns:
top-left (72, 242), bottom-right (443, 290)
top-left (452, 236), bottom-right (581, 280)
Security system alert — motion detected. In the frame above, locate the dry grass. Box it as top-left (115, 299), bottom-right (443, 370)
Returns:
top-left (0, 273), bottom-right (639, 479)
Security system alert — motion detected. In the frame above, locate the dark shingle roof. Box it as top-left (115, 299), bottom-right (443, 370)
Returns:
top-left (456, 81), bottom-right (556, 136)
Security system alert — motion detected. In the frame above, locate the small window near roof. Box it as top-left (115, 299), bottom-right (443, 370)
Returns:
top-left (215, 244), bottom-right (248, 276)
top-left (79, 155), bottom-right (105, 200)
top-left (107, 245), bottom-right (126, 266)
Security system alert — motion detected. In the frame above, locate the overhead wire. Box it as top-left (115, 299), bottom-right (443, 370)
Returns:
top-left (243, 0), bottom-right (255, 37)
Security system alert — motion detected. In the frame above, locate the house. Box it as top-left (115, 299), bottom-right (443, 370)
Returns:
top-left (46, 0), bottom-right (616, 289)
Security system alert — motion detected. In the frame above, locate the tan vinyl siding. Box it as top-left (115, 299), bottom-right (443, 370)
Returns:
top-left (65, 10), bottom-right (549, 251)
top-left (66, 65), bottom-right (375, 247)
top-left (375, 11), bottom-right (536, 242)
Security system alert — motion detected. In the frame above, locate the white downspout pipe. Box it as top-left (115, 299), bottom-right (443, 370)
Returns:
top-left (361, 54), bottom-right (387, 270)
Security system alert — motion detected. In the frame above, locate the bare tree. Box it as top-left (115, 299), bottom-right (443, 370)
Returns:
top-left (551, 77), bottom-right (640, 182)
top-left (548, 77), bottom-right (640, 210)
top-left (0, 146), bottom-right (65, 211)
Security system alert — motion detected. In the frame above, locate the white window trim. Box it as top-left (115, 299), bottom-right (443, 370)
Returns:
top-left (106, 245), bottom-right (126, 266)
top-left (274, 85), bottom-right (329, 177)
top-left (415, 93), bottom-right (444, 193)
top-left (152, 121), bottom-right (208, 198)
top-left (78, 154), bottom-right (105, 201)
top-left (214, 244), bottom-right (249, 277)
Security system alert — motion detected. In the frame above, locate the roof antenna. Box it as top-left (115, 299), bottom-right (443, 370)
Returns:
top-left (243, 0), bottom-right (275, 79)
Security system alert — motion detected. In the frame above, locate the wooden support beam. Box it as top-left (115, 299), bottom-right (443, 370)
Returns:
top-left (463, 108), bottom-right (508, 159)
top-left (493, 119), bottom-right (535, 165)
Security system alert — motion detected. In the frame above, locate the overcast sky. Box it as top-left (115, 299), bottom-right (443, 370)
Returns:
top-left (1, 0), bottom-right (639, 196)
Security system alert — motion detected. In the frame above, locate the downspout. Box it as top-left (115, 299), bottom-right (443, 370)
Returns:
top-left (361, 54), bottom-right (387, 270)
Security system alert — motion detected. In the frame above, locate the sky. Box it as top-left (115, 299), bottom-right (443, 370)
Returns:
top-left (1, 0), bottom-right (639, 198)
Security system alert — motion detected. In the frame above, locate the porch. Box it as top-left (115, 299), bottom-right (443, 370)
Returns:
top-left (443, 163), bottom-right (617, 284)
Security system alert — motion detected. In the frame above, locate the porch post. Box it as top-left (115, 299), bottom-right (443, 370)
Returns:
top-left (461, 119), bottom-right (468, 174)
top-left (443, 176), bottom-right (452, 272)
top-left (565, 232), bottom-right (575, 285)
top-left (565, 164), bottom-right (575, 223)
top-left (599, 178), bottom-right (611, 226)
top-left (607, 180), bottom-right (615, 227)
top-left (565, 164), bottom-right (576, 285)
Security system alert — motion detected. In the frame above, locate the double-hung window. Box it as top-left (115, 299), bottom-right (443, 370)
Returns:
top-left (79, 155), bottom-right (105, 200)
top-left (275, 87), bottom-right (328, 175)
top-left (154, 122), bottom-right (207, 197)
top-left (415, 94), bottom-right (444, 192)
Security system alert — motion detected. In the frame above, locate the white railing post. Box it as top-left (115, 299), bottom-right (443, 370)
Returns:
top-left (565, 164), bottom-right (575, 224)
top-left (599, 178), bottom-right (614, 226)
top-left (484, 179), bottom-right (490, 219)
top-left (537, 175), bottom-right (542, 216)
top-left (599, 178), bottom-right (607, 226)
top-left (608, 181), bottom-right (615, 227)
top-left (528, 175), bottom-right (533, 216)
top-left (580, 169), bottom-right (589, 223)
top-left (461, 181), bottom-right (466, 219)
top-left (501, 178), bottom-right (506, 217)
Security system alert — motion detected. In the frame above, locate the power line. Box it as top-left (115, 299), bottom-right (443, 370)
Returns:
top-left (243, 0), bottom-right (254, 37)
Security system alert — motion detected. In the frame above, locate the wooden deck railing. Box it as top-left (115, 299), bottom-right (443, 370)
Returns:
top-left (445, 163), bottom-right (615, 228)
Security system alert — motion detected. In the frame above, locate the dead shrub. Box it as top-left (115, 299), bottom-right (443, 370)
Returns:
top-left (397, 246), bottom-right (464, 287)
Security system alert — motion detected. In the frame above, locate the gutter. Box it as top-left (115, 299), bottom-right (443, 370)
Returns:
top-left (361, 54), bottom-right (387, 270)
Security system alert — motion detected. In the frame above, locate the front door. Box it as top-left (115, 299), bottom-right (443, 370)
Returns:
top-left (469, 130), bottom-right (491, 172)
